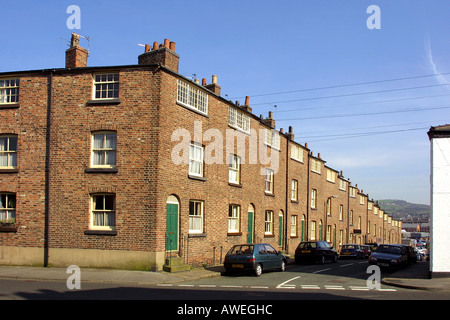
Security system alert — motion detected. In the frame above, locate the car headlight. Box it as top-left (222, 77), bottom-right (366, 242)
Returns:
top-left (369, 256), bottom-right (377, 262)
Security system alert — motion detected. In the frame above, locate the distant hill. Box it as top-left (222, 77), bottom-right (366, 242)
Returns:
top-left (377, 199), bottom-right (430, 221)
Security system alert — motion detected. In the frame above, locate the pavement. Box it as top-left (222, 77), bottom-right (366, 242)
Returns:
top-left (0, 260), bottom-right (449, 292)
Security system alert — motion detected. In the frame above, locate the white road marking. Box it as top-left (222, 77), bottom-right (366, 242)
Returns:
top-left (276, 276), bottom-right (301, 289)
top-left (350, 286), bottom-right (370, 291)
top-left (313, 268), bottom-right (331, 274)
top-left (340, 263), bottom-right (354, 268)
top-left (301, 285), bottom-right (321, 289)
top-left (325, 285), bottom-right (345, 290)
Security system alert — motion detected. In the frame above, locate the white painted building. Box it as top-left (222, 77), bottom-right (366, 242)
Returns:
top-left (428, 125), bottom-right (450, 278)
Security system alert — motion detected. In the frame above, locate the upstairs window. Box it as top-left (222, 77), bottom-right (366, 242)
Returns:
top-left (264, 168), bottom-right (274, 194)
top-left (91, 132), bottom-right (117, 168)
top-left (189, 142), bottom-right (204, 177)
top-left (228, 107), bottom-right (250, 133)
top-left (177, 79), bottom-right (208, 115)
top-left (291, 144), bottom-right (303, 162)
top-left (264, 129), bottom-right (280, 150)
top-left (93, 73), bottom-right (119, 99)
top-left (228, 154), bottom-right (240, 184)
top-left (0, 135), bottom-right (18, 169)
top-left (0, 79), bottom-right (19, 104)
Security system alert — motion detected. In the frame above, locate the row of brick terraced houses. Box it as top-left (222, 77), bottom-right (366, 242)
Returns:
top-left (0, 34), bottom-right (401, 271)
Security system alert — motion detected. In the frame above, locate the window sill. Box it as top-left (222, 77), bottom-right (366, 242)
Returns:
top-left (86, 98), bottom-right (121, 106)
top-left (264, 191), bottom-right (275, 197)
top-left (188, 175), bottom-right (207, 182)
top-left (0, 103), bottom-right (20, 109)
top-left (188, 233), bottom-right (206, 238)
top-left (0, 169), bottom-right (19, 174)
top-left (264, 234), bottom-right (275, 238)
top-left (227, 232), bottom-right (242, 236)
top-left (84, 230), bottom-right (117, 236)
top-left (291, 200), bottom-right (299, 204)
top-left (0, 225), bottom-right (17, 233)
top-left (228, 182), bottom-right (242, 188)
top-left (85, 168), bottom-right (118, 174)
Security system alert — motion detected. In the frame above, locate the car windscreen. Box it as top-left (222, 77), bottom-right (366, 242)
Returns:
top-left (375, 245), bottom-right (401, 254)
top-left (342, 245), bottom-right (356, 249)
top-left (227, 245), bottom-right (254, 255)
top-left (299, 242), bottom-right (317, 249)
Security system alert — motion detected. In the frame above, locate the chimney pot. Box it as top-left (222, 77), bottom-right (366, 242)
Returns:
top-left (145, 44), bottom-right (151, 52)
top-left (202, 78), bottom-right (207, 86)
top-left (164, 39), bottom-right (170, 48)
top-left (169, 41), bottom-right (176, 51)
top-left (305, 142), bottom-right (308, 148)
top-left (245, 96), bottom-right (250, 106)
top-left (212, 75), bottom-right (217, 84)
top-left (268, 111), bottom-right (273, 119)
top-left (280, 128), bottom-right (284, 133)
top-left (152, 41), bottom-right (159, 50)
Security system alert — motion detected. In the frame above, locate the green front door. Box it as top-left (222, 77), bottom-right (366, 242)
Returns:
top-left (166, 203), bottom-right (178, 251)
top-left (247, 211), bottom-right (254, 244)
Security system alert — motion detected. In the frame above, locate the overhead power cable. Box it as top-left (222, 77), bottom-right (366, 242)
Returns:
top-left (229, 71), bottom-right (450, 100)
top-left (251, 83), bottom-right (450, 106)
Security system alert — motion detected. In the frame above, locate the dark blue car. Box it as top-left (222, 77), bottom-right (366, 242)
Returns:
top-left (223, 243), bottom-right (287, 276)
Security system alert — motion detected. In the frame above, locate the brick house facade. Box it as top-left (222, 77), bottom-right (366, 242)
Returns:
top-left (0, 34), bottom-right (401, 270)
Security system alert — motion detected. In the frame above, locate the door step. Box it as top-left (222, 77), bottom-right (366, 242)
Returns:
top-left (163, 256), bottom-right (191, 272)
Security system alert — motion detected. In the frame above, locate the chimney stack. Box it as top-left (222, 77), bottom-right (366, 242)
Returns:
top-left (65, 33), bottom-right (89, 68)
top-left (203, 75), bottom-right (221, 95)
top-left (138, 38), bottom-right (179, 73)
top-left (286, 126), bottom-right (294, 140)
top-left (262, 111), bottom-right (276, 128)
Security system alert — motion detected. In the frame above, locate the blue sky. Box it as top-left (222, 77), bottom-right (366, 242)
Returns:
top-left (2, 0), bottom-right (450, 205)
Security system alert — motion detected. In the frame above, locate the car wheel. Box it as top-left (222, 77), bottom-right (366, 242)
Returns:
top-left (280, 261), bottom-right (286, 272)
top-left (254, 264), bottom-right (263, 277)
top-left (332, 254), bottom-right (338, 263)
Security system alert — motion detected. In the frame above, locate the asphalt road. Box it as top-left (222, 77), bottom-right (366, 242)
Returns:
top-left (1, 260), bottom-right (449, 302)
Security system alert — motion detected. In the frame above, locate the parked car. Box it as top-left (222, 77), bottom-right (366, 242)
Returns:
top-left (361, 245), bottom-right (372, 258)
top-left (339, 244), bottom-right (365, 259)
top-left (295, 241), bottom-right (338, 264)
top-left (401, 245), bottom-right (417, 265)
top-left (223, 243), bottom-right (287, 276)
top-left (368, 244), bottom-right (409, 269)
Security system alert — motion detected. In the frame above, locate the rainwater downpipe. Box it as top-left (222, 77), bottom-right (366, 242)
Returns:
top-left (44, 70), bottom-right (53, 267)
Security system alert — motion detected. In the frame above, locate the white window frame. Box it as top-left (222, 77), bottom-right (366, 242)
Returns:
top-left (228, 154), bottom-right (240, 184)
top-left (310, 220), bottom-right (316, 240)
top-left (0, 79), bottom-right (19, 104)
top-left (339, 179), bottom-right (347, 191)
top-left (311, 189), bottom-right (317, 209)
top-left (93, 73), bottom-right (119, 100)
top-left (189, 142), bottom-right (204, 177)
top-left (290, 144), bottom-right (303, 162)
top-left (0, 193), bottom-right (16, 222)
top-left (189, 200), bottom-right (204, 234)
top-left (90, 194), bottom-right (116, 230)
top-left (291, 179), bottom-right (298, 201)
top-left (339, 204), bottom-right (344, 221)
top-left (228, 107), bottom-right (250, 133)
top-left (0, 135), bottom-right (18, 169)
top-left (91, 131), bottom-right (117, 168)
top-left (177, 79), bottom-right (208, 115)
top-left (326, 169), bottom-right (336, 183)
top-left (265, 210), bottom-right (274, 235)
top-left (290, 215), bottom-right (298, 237)
top-left (311, 158), bottom-right (321, 174)
top-left (228, 204), bottom-right (240, 233)
top-left (264, 168), bottom-right (274, 194)
top-left (264, 128), bottom-right (280, 150)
